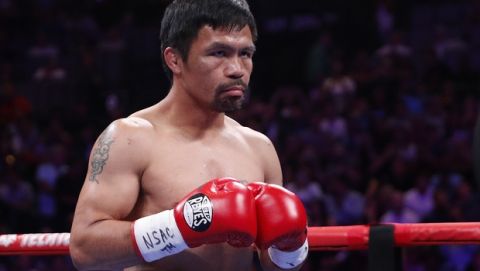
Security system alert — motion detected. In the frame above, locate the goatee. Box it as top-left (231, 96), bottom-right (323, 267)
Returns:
top-left (213, 79), bottom-right (248, 112)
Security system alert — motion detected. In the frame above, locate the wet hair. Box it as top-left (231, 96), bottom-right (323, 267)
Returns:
top-left (160, 0), bottom-right (257, 81)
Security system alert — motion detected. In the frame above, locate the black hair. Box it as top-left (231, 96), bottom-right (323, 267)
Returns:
top-left (159, 0), bottom-right (257, 81)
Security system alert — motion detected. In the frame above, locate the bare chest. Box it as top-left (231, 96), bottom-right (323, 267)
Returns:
top-left (138, 137), bottom-right (264, 213)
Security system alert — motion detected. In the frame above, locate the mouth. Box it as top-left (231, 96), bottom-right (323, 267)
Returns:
top-left (221, 86), bottom-right (245, 97)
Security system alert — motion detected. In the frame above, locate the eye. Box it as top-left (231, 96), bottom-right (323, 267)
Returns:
top-left (210, 50), bottom-right (226, 57)
top-left (240, 50), bottom-right (254, 59)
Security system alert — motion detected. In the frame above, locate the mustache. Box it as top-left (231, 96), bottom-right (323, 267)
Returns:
top-left (215, 79), bottom-right (248, 94)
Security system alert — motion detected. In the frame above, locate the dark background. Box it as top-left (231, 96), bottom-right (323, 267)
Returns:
top-left (1, 0), bottom-right (480, 270)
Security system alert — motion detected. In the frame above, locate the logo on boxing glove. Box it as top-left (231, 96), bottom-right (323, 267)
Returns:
top-left (183, 193), bottom-right (213, 232)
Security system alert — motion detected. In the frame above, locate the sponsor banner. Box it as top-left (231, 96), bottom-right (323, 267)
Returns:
top-left (0, 233), bottom-right (70, 255)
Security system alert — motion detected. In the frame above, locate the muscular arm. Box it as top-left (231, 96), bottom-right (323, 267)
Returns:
top-left (70, 119), bottom-right (149, 270)
top-left (255, 135), bottom-right (305, 271)
top-left (259, 135), bottom-right (282, 186)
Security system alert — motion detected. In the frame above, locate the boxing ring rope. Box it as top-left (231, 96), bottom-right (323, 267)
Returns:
top-left (0, 222), bottom-right (479, 256)
top-left (308, 222), bottom-right (480, 250)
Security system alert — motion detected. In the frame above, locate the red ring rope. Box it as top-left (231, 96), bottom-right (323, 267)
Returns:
top-left (1, 223), bottom-right (479, 255)
top-left (0, 232), bottom-right (70, 255)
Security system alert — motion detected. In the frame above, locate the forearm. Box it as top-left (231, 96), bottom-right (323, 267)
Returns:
top-left (70, 220), bottom-right (141, 270)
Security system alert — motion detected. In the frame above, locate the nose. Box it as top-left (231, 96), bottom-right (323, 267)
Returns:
top-left (225, 56), bottom-right (245, 79)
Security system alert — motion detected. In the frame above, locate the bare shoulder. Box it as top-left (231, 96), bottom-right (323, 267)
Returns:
top-left (102, 116), bottom-right (155, 145)
top-left (90, 116), bottom-right (156, 170)
top-left (226, 117), bottom-right (282, 184)
top-left (226, 117), bottom-right (274, 148)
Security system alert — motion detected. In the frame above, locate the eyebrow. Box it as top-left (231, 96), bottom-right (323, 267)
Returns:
top-left (206, 42), bottom-right (256, 52)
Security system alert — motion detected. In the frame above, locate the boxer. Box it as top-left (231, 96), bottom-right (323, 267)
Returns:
top-left (69, 0), bottom-right (308, 270)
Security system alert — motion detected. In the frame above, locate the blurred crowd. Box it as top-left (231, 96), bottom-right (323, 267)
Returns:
top-left (1, 0), bottom-right (480, 270)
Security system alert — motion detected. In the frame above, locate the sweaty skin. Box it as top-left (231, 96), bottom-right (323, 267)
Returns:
top-left (70, 26), bottom-right (296, 271)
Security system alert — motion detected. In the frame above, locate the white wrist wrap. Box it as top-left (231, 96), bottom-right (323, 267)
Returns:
top-left (268, 239), bottom-right (309, 269)
top-left (133, 209), bottom-right (188, 262)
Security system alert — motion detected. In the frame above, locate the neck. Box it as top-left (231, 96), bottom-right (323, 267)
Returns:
top-left (158, 84), bottom-right (226, 137)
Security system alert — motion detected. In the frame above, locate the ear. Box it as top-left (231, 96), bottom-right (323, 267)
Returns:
top-left (164, 47), bottom-right (182, 75)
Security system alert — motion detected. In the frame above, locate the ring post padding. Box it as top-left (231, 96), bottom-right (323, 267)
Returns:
top-left (368, 224), bottom-right (400, 271)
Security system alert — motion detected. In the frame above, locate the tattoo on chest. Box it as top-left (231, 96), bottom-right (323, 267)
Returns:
top-left (89, 129), bottom-right (114, 183)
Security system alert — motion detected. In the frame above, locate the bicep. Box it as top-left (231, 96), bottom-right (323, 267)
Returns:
top-left (259, 136), bottom-right (283, 185)
top-left (74, 171), bottom-right (139, 227)
top-left (72, 123), bottom-right (143, 230)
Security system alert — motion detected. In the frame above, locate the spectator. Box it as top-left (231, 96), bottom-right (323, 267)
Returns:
top-left (404, 171), bottom-right (435, 220)
top-left (376, 31), bottom-right (412, 59)
top-left (0, 166), bottom-right (35, 232)
top-left (285, 164), bottom-right (323, 206)
top-left (35, 144), bottom-right (68, 227)
top-left (324, 174), bottom-right (365, 225)
top-left (380, 189), bottom-right (420, 223)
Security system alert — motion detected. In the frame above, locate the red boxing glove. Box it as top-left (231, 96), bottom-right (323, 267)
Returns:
top-left (132, 178), bottom-right (256, 262)
top-left (173, 178), bottom-right (256, 247)
top-left (248, 182), bottom-right (308, 269)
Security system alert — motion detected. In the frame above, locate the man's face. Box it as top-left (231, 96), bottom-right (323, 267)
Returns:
top-left (179, 25), bottom-right (255, 112)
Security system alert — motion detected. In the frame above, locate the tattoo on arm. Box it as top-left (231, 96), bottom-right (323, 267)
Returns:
top-left (89, 129), bottom-right (114, 183)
